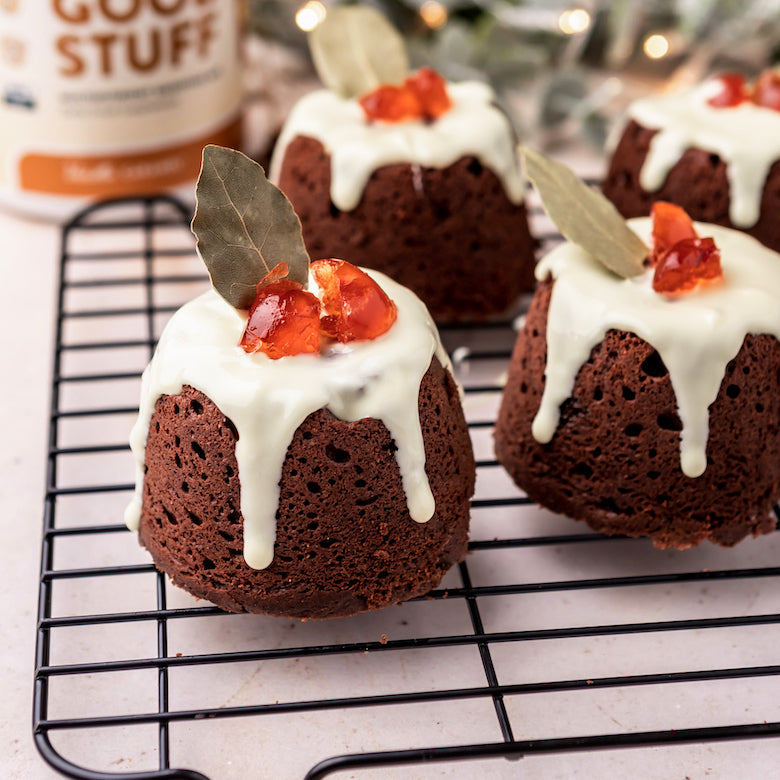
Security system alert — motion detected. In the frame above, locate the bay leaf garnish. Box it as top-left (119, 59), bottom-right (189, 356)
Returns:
top-left (191, 145), bottom-right (310, 310)
top-left (308, 6), bottom-right (409, 99)
top-left (522, 147), bottom-right (648, 278)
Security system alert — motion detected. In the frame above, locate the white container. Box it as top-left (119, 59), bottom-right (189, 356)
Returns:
top-left (0, 0), bottom-right (244, 220)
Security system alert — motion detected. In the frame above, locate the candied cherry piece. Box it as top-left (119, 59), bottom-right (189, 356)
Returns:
top-left (240, 263), bottom-right (321, 358)
top-left (650, 201), bottom-right (698, 264)
top-left (359, 83), bottom-right (423, 122)
top-left (652, 237), bottom-right (723, 295)
top-left (311, 259), bottom-right (397, 343)
top-left (707, 73), bottom-right (748, 107)
top-left (752, 68), bottom-right (780, 111)
top-left (405, 67), bottom-right (452, 120)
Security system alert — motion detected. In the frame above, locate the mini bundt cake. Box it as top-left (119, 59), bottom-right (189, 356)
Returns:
top-left (125, 146), bottom-right (475, 619)
top-left (268, 9), bottom-right (536, 321)
top-left (603, 71), bottom-right (780, 253)
top-left (495, 215), bottom-right (780, 549)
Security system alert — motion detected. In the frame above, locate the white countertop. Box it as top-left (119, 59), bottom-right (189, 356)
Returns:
top-left (3, 169), bottom-right (780, 779)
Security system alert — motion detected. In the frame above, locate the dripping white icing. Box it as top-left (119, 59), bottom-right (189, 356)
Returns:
top-left (628, 79), bottom-right (780, 227)
top-left (125, 269), bottom-right (451, 570)
top-left (268, 81), bottom-right (525, 211)
top-left (532, 218), bottom-right (780, 478)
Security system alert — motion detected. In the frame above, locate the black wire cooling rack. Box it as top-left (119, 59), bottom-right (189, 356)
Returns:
top-left (34, 195), bottom-right (780, 779)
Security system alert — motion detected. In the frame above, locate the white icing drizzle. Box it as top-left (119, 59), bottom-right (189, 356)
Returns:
top-left (268, 81), bottom-right (525, 211)
top-left (125, 270), bottom-right (451, 570)
top-left (628, 79), bottom-right (780, 227)
top-left (532, 218), bottom-right (780, 478)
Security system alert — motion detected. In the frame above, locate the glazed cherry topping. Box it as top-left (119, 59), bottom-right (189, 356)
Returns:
top-left (311, 258), bottom-right (398, 342)
top-left (240, 263), bottom-right (321, 358)
top-left (405, 67), bottom-right (452, 120)
top-left (707, 73), bottom-right (748, 107)
top-left (652, 237), bottom-right (722, 295)
top-left (650, 202), bottom-right (697, 263)
top-left (358, 84), bottom-right (423, 123)
top-left (752, 68), bottom-right (780, 111)
top-left (359, 67), bottom-right (452, 123)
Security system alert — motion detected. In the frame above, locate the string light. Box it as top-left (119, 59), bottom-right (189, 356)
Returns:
top-left (643, 33), bottom-right (670, 59)
top-left (295, 0), bottom-right (326, 32)
top-left (420, 0), bottom-right (448, 29)
top-left (558, 9), bottom-right (591, 35)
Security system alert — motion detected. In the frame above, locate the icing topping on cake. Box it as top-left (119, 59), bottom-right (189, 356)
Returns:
top-left (628, 79), bottom-right (780, 227)
top-left (269, 81), bottom-right (525, 211)
top-left (532, 218), bottom-right (780, 478)
top-left (125, 269), bottom-right (450, 570)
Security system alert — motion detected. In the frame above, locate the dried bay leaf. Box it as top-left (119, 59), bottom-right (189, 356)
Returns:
top-left (191, 145), bottom-right (310, 310)
top-left (523, 147), bottom-right (648, 278)
top-left (308, 6), bottom-right (409, 99)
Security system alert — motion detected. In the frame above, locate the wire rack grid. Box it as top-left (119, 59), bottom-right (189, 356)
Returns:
top-left (33, 194), bottom-right (780, 779)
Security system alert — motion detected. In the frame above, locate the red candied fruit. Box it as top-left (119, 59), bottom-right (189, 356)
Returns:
top-left (311, 258), bottom-right (397, 342)
top-left (707, 73), bottom-right (748, 107)
top-left (650, 202), bottom-right (697, 263)
top-left (240, 263), bottom-right (321, 358)
top-left (405, 67), bottom-right (452, 120)
top-left (359, 67), bottom-right (451, 123)
top-left (752, 68), bottom-right (780, 111)
top-left (652, 237), bottom-right (722, 295)
top-left (359, 84), bottom-right (423, 123)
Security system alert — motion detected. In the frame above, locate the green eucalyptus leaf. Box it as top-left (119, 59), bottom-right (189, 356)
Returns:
top-left (191, 145), bottom-right (310, 309)
top-left (523, 147), bottom-right (647, 278)
top-left (308, 6), bottom-right (409, 99)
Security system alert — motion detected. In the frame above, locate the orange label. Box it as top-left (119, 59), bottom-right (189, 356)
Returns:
top-left (18, 115), bottom-right (241, 197)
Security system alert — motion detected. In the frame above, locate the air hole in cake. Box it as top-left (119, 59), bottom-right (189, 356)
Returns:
top-left (203, 558), bottom-right (216, 570)
top-left (648, 470), bottom-right (661, 479)
top-left (356, 495), bottom-right (379, 506)
top-left (383, 441), bottom-right (398, 454)
top-left (355, 479), bottom-right (367, 488)
top-left (163, 508), bottom-right (177, 525)
top-left (467, 158), bottom-right (483, 177)
top-left (325, 444), bottom-right (350, 463)
top-left (593, 387), bottom-right (603, 401)
top-left (307, 481), bottom-right (321, 494)
top-left (622, 386), bottom-right (636, 400)
top-left (708, 154), bottom-right (720, 168)
top-left (190, 400), bottom-right (204, 415)
top-left (319, 538), bottom-right (335, 548)
top-left (435, 203), bottom-right (450, 221)
top-left (519, 383), bottom-right (527, 394)
top-left (174, 435), bottom-right (181, 447)
top-left (307, 521), bottom-right (318, 530)
top-left (571, 462), bottom-right (593, 478)
top-left (657, 413), bottom-right (683, 431)
top-left (597, 496), bottom-right (623, 514)
top-left (302, 431), bottom-right (313, 441)
top-left (757, 403), bottom-right (765, 412)
top-left (173, 404), bottom-right (180, 415)
top-left (174, 454), bottom-right (182, 468)
top-left (224, 418), bottom-right (239, 441)
top-left (155, 422), bottom-right (160, 433)
top-left (225, 465), bottom-right (234, 478)
top-left (726, 384), bottom-right (741, 398)
top-left (649, 448), bottom-right (657, 458)
top-left (641, 351), bottom-right (668, 378)
top-left (181, 481), bottom-right (189, 493)
top-left (218, 530), bottom-right (234, 542)
top-left (329, 202), bottom-right (341, 218)
top-left (191, 441), bottom-right (207, 460)
top-left (188, 510), bottom-right (202, 526)
top-left (625, 423), bottom-right (643, 437)
top-left (227, 510), bottom-right (240, 524)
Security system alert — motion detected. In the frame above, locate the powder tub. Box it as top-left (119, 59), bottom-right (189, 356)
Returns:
top-left (0, 0), bottom-right (243, 220)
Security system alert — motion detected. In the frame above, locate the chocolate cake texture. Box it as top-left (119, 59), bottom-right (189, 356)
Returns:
top-left (138, 357), bottom-right (475, 618)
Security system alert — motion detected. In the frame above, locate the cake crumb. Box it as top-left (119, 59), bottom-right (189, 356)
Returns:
top-left (380, 634), bottom-right (388, 645)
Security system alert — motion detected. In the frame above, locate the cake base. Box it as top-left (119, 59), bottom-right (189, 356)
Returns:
top-left (495, 281), bottom-right (780, 549)
top-left (277, 136), bottom-right (537, 322)
top-left (138, 357), bottom-right (475, 618)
